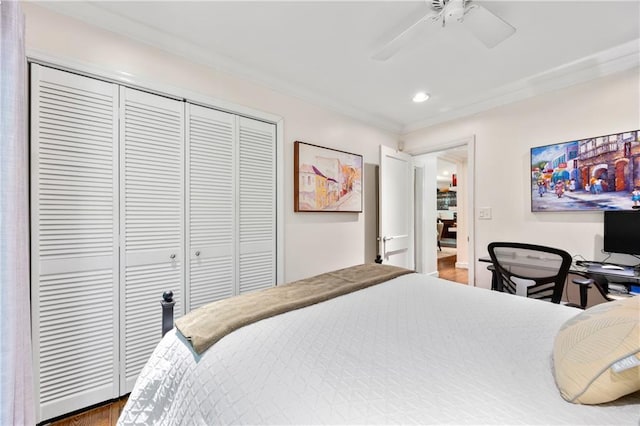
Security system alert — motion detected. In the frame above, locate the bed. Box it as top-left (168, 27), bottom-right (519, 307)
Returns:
top-left (118, 264), bottom-right (640, 425)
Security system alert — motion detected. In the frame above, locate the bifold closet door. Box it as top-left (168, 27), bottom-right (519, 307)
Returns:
top-left (238, 117), bottom-right (276, 293)
top-left (186, 105), bottom-right (236, 310)
top-left (30, 65), bottom-right (119, 421)
top-left (120, 87), bottom-right (184, 392)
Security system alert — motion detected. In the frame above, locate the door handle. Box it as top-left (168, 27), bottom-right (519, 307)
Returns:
top-left (383, 234), bottom-right (408, 242)
top-left (382, 234), bottom-right (408, 259)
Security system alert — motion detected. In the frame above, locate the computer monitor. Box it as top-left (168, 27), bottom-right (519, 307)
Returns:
top-left (603, 210), bottom-right (640, 256)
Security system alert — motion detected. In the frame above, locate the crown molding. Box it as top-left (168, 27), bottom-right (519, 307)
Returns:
top-left (33, 3), bottom-right (639, 137)
top-left (402, 39), bottom-right (640, 134)
top-left (34, 1), bottom-right (404, 135)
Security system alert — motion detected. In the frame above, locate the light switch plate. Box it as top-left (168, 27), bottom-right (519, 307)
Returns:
top-left (479, 207), bottom-right (492, 220)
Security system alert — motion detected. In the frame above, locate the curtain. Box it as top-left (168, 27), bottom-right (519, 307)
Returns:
top-left (0, 1), bottom-right (36, 424)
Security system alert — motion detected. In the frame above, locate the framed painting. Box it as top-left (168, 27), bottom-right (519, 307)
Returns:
top-left (294, 141), bottom-right (363, 212)
top-left (530, 129), bottom-right (640, 212)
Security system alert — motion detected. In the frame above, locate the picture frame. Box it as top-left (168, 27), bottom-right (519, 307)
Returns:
top-left (294, 141), bottom-right (363, 212)
top-left (530, 130), bottom-right (640, 212)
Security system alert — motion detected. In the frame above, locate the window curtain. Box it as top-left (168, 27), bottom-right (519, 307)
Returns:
top-left (0, 1), bottom-right (36, 424)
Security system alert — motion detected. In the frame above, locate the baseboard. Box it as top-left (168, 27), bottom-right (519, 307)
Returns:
top-left (455, 261), bottom-right (469, 269)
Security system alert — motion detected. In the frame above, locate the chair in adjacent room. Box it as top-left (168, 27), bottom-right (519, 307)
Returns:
top-left (436, 222), bottom-right (444, 251)
top-left (487, 242), bottom-right (572, 304)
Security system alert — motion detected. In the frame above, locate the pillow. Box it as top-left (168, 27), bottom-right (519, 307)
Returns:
top-left (553, 296), bottom-right (640, 404)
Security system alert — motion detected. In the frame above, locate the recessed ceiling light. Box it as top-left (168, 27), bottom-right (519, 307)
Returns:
top-left (412, 92), bottom-right (430, 103)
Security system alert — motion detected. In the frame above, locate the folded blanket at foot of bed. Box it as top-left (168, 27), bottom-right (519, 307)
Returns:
top-left (175, 263), bottom-right (413, 354)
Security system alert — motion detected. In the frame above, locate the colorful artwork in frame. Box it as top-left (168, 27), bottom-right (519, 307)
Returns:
top-left (294, 141), bottom-right (363, 212)
top-left (530, 130), bottom-right (640, 212)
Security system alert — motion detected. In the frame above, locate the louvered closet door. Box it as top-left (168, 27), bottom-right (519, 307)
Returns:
top-left (186, 105), bottom-right (236, 310)
top-left (238, 117), bottom-right (276, 293)
top-left (120, 87), bottom-right (184, 391)
top-left (30, 65), bottom-right (119, 422)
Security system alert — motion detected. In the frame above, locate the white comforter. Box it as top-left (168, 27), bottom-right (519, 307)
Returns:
top-left (118, 273), bottom-right (640, 425)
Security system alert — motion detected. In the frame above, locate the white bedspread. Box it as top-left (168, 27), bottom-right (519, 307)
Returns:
top-left (118, 273), bottom-right (640, 425)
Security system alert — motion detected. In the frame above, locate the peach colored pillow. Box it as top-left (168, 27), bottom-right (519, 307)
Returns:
top-left (553, 296), bottom-right (640, 404)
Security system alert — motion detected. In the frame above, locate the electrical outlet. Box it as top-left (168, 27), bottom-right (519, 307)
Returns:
top-left (479, 207), bottom-right (492, 220)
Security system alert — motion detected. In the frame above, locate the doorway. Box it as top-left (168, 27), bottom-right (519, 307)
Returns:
top-left (435, 156), bottom-right (466, 283)
top-left (408, 136), bottom-right (475, 286)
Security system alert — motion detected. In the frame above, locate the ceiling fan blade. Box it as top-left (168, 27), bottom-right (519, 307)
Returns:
top-left (371, 11), bottom-right (438, 61)
top-left (462, 4), bottom-right (516, 48)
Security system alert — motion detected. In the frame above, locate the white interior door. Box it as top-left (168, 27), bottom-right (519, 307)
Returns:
top-left (120, 87), bottom-right (184, 392)
top-left (379, 145), bottom-right (414, 269)
top-left (30, 65), bottom-right (120, 421)
top-left (237, 117), bottom-right (277, 294)
top-left (186, 104), bottom-right (236, 310)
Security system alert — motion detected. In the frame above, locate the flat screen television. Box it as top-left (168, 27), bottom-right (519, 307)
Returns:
top-left (530, 129), bottom-right (639, 212)
top-left (603, 210), bottom-right (640, 255)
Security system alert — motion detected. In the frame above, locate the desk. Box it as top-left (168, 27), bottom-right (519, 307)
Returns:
top-left (478, 255), bottom-right (640, 294)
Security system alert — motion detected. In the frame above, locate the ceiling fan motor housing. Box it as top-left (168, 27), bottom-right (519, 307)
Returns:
top-left (432, 0), bottom-right (467, 21)
top-left (431, 0), bottom-right (447, 10)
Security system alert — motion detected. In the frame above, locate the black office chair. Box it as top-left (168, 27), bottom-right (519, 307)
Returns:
top-left (487, 242), bottom-right (572, 304)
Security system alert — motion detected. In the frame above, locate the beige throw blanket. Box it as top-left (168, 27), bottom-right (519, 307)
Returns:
top-left (176, 263), bottom-right (413, 354)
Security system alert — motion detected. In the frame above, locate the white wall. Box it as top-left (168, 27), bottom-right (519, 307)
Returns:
top-left (403, 68), bottom-right (640, 288)
top-left (25, 5), bottom-right (639, 287)
top-left (413, 155), bottom-right (438, 275)
top-left (23, 4), bottom-right (399, 282)
top-left (454, 159), bottom-right (469, 269)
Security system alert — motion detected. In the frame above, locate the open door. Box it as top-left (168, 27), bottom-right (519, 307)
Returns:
top-left (379, 145), bottom-right (414, 268)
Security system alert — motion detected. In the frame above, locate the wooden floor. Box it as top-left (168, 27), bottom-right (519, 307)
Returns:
top-left (49, 397), bottom-right (127, 426)
top-left (438, 254), bottom-right (468, 285)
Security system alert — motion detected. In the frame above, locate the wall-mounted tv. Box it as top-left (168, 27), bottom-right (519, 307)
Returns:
top-left (530, 130), bottom-right (640, 212)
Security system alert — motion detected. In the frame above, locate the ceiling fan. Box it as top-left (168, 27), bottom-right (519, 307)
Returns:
top-left (372, 0), bottom-right (516, 61)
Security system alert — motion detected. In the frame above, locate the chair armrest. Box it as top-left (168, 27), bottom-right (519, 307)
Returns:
top-left (571, 277), bottom-right (594, 287)
top-left (569, 277), bottom-right (594, 309)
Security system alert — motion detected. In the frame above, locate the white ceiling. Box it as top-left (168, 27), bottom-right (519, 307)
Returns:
top-left (37, 1), bottom-right (640, 135)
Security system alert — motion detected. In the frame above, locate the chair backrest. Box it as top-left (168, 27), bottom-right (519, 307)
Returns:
top-left (487, 242), bottom-right (572, 304)
top-left (436, 222), bottom-right (444, 241)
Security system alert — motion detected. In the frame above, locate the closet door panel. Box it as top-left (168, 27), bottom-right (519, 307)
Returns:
top-left (30, 65), bottom-right (119, 421)
top-left (238, 117), bottom-right (276, 294)
top-left (186, 105), bottom-right (236, 309)
top-left (120, 87), bottom-right (184, 391)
